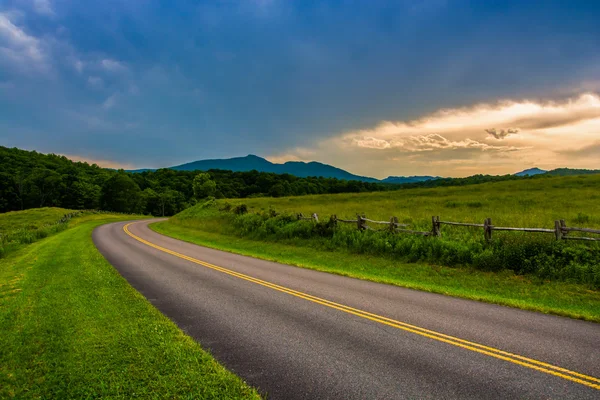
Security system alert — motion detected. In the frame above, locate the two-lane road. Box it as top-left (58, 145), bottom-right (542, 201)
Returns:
top-left (93, 220), bottom-right (600, 399)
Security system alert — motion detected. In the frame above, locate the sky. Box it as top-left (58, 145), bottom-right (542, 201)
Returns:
top-left (1, 0), bottom-right (600, 178)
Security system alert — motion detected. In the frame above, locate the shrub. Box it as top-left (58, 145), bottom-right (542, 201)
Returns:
top-left (233, 204), bottom-right (248, 215)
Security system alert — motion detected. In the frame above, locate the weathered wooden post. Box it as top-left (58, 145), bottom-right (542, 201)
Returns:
top-left (312, 213), bottom-right (319, 223)
top-left (297, 213), bottom-right (303, 220)
top-left (554, 220), bottom-right (563, 240)
top-left (357, 214), bottom-right (367, 231)
top-left (560, 220), bottom-right (567, 239)
top-left (330, 215), bottom-right (338, 228)
top-left (431, 216), bottom-right (441, 237)
top-left (390, 216), bottom-right (398, 233)
top-left (484, 218), bottom-right (493, 242)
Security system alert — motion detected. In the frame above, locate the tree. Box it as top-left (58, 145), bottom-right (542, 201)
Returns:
top-left (101, 173), bottom-right (142, 213)
top-left (28, 168), bottom-right (63, 207)
top-left (192, 173), bottom-right (217, 199)
top-left (0, 173), bottom-right (19, 212)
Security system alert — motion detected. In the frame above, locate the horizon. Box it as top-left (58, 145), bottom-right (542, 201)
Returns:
top-left (5, 146), bottom-right (571, 180)
top-left (2, 1), bottom-right (600, 178)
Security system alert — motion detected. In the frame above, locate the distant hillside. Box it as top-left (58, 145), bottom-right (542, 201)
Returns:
top-left (545, 168), bottom-right (600, 176)
top-left (164, 155), bottom-right (380, 182)
top-left (515, 168), bottom-right (547, 177)
top-left (127, 154), bottom-right (600, 183)
top-left (381, 176), bottom-right (440, 184)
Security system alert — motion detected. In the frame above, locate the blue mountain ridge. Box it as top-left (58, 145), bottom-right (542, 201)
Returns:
top-left (127, 156), bottom-right (599, 182)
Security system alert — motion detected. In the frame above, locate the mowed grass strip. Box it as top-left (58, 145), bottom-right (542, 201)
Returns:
top-left (150, 221), bottom-right (600, 322)
top-left (0, 219), bottom-right (261, 399)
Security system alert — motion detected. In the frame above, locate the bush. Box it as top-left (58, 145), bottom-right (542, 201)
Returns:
top-left (233, 204), bottom-right (248, 215)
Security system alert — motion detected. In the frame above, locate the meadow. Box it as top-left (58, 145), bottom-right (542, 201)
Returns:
top-left (153, 174), bottom-right (600, 321)
top-left (0, 208), bottom-right (260, 399)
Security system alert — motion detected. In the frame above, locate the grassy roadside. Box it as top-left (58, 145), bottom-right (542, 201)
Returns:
top-left (0, 217), bottom-right (260, 399)
top-left (0, 208), bottom-right (142, 258)
top-left (151, 221), bottom-right (600, 322)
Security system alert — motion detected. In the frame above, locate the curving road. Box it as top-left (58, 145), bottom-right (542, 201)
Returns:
top-left (93, 219), bottom-right (600, 399)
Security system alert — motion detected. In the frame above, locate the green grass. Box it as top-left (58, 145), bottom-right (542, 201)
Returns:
top-left (167, 175), bottom-right (600, 288)
top-left (0, 213), bottom-right (260, 399)
top-left (0, 207), bottom-right (76, 233)
top-left (214, 174), bottom-right (600, 228)
top-left (0, 208), bottom-right (141, 258)
top-left (149, 175), bottom-right (600, 322)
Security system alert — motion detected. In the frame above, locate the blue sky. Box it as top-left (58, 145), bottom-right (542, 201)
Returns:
top-left (1, 0), bottom-right (600, 177)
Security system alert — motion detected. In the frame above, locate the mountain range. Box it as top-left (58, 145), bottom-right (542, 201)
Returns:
top-left (128, 155), bottom-right (599, 183)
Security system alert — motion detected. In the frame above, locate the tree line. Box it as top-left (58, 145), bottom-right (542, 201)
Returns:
top-left (0, 146), bottom-right (391, 215)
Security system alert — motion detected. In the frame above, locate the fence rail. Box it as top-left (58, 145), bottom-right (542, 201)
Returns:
top-left (295, 212), bottom-right (600, 242)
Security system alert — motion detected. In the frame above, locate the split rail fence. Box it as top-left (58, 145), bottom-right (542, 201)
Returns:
top-left (295, 213), bottom-right (600, 242)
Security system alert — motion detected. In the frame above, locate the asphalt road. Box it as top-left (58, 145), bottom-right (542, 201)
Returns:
top-left (93, 219), bottom-right (600, 399)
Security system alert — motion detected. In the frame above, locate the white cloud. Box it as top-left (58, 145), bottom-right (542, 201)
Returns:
top-left (101, 58), bottom-right (127, 72)
top-left (33, 0), bottom-right (55, 16)
top-left (270, 93), bottom-right (600, 178)
top-left (74, 59), bottom-right (84, 73)
top-left (0, 12), bottom-right (47, 71)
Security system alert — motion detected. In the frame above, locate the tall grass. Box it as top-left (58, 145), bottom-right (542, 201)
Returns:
top-left (0, 208), bottom-right (139, 258)
top-left (170, 175), bottom-right (600, 288)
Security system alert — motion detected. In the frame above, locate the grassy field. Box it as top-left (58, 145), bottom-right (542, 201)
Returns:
top-left (219, 174), bottom-right (600, 229)
top-left (0, 210), bottom-right (260, 399)
top-left (0, 207), bottom-right (76, 233)
top-left (0, 208), bottom-right (128, 257)
top-left (151, 174), bottom-right (600, 322)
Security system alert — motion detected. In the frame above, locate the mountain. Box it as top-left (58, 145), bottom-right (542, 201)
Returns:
top-left (129, 155), bottom-right (599, 183)
top-left (381, 176), bottom-right (440, 184)
top-left (165, 155), bottom-right (380, 182)
top-left (515, 167), bottom-right (547, 176)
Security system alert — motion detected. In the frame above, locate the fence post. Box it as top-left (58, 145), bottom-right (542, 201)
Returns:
top-left (484, 218), bottom-right (493, 242)
top-left (357, 214), bottom-right (367, 231)
top-left (560, 220), bottom-right (567, 238)
top-left (390, 216), bottom-right (398, 233)
top-left (297, 213), bottom-right (303, 220)
top-left (312, 213), bottom-right (319, 223)
top-left (431, 216), bottom-right (441, 237)
top-left (330, 215), bottom-right (337, 228)
top-left (555, 220), bottom-right (563, 240)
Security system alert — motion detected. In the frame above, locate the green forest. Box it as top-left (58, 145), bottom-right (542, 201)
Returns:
top-left (0, 147), bottom-right (391, 215)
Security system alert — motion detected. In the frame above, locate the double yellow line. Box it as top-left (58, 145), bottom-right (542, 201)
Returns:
top-left (123, 222), bottom-right (600, 391)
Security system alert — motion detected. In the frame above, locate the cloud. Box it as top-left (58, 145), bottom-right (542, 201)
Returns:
top-left (271, 93), bottom-right (600, 178)
top-left (559, 142), bottom-right (600, 159)
top-left (87, 76), bottom-right (103, 88)
top-left (102, 93), bottom-right (118, 109)
top-left (33, 0), bottom-right (55, 16)
top-left (352, 133), bottom-right (522, 153)
top-left (0, 12), bottom-right (47, 71)
top-left (101, 58), bottom-right (127, 72)
top-left (485, 128), bottom-right (519, 139)
top-left (74, 59), bottom-right (84, 73)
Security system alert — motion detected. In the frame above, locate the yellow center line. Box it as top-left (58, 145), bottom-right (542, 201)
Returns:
top-left (123, 222), bottom-right (600, 390)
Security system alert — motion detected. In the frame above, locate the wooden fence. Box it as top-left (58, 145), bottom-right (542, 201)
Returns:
top-left (296, 213), bottom-right (600, 242)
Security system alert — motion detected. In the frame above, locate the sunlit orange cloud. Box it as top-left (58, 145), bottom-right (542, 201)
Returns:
top-left (269, 93), bottom-right (600, 178)
top-left (61, 154), bottom-right (135, 170)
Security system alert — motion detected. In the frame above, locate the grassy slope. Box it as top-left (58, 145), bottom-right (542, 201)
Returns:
top-left (151, 175), bottom-right (600, 322)
top-left (218, 174), bottom-right (600, 229)
top-left (0, 213), bottom-right (260, 399)
top-left (0, 207), bottom-right (75, 233)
